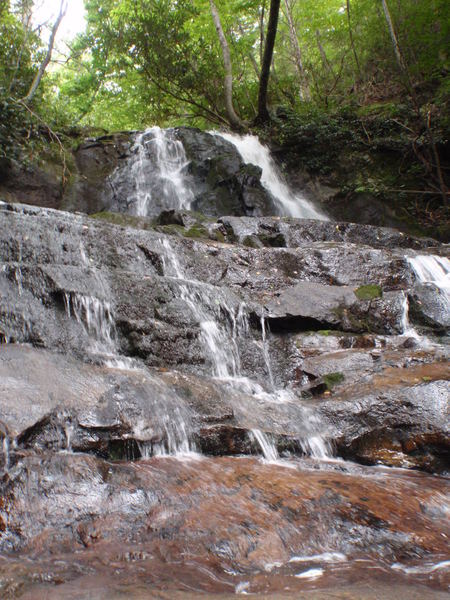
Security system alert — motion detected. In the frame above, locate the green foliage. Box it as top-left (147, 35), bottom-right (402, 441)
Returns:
top-left (323, 372), bottom-right (345, 390)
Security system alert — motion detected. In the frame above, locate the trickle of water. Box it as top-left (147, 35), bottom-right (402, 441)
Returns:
top-left (2, 435), bottom-right (10, 471)
top-left (260, 314), bottom-right (275, 390)
top-left (133, 385), bottom-right (197, 458)
top-left (400, 291), bottom-right (421, 339)
top-left (128, 127), bottom-right (194, 216)
top-left (214, 132), bottom-right (327, 220)
top-left (250, 429), bottom-right (279, 461)
top-left (64, 292), bottom-right (116, 350)
top-left (14, 240), bottom-right (23, 297)
top-left (79, 241), bottom-right (89, 266)
top-left (64, 423), bottom-right (74, 452)
top-left (299, 435), bottom-right (333, 459)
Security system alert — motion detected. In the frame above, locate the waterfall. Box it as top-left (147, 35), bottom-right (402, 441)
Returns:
top-left (407, 255), bottom-right (450, 299)
top-left (160, 239), bottom-right (244, 378)
top-left (63, 291), bottom-right (134, 369)
top-left (400, 292), bottom-right (420, 339)
top-left (250, 429), bottom-right (279, 461)
top-left (64, 293), bottom-right (116, 349)
top-left (127, 127), bottom-right (194, 216)
top-left (160, 238), bottom-right (331, 460)
top-left (215, 132), bottom-right (328, 220)
top-left (261, 314), bottom-right (275, 390)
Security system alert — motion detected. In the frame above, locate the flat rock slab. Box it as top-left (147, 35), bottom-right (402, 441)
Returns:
top-left (266, 281), bottom-right (356, 322)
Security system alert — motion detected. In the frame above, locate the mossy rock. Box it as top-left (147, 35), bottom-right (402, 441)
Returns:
top-left (212, 230), bottom-right (225, 243)
top-left (323, 372), bottom-right (345, 390)
top-left (258, 232), bottom-right (286, 248)
top-left (155, 223), bottom-right (186, 236)
top-left (242, 235), bottom-right (261, 248)
top-left (354, 284), bottom-right (383, 301)
top-left (90, 211), bottom-right (153, 230)
top-left (184, 224), bottom-right (209, 239)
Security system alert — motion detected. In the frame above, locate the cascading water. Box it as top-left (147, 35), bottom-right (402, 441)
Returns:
top-left (400, 292), bottom-right (420, 339)
top-left (160, 238), bottom-right (331, 461)
top-left (160, 238), bottom-right (245, 379)
top-left (407, 254), bottom-right (450, 299)
top-left (401, 254), bottom-right (450, 337)
top-left (108, 126), bottom-right (327, 220)
top-left (122, 126), bottom-right (194, 217)
top-left (215, 132), bottom-right (328, 220)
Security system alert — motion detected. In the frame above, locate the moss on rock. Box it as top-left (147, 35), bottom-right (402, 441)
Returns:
top-left (354, 284), bottom-right (383, 301)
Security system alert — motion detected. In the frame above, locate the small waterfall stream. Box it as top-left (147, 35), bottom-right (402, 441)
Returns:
top-left (407, 254), bottom-right (450, 298)
top-left (160, 238), bottom-right (331, 461)
top-left (119, 126), bottom-right (194, 216)
top-left (401, 254), bottom-right (450, 337)
top-left (215, 131), bottom-right (328, 220)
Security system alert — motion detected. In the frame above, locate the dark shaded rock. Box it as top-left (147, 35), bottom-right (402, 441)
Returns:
top-left (65, 133), bottom-right (132, 214)
top-left (155, 209), bottom-right (188, 227)
top-left (0, 157), bottom-right (63, 209)
top-left (408, 283), bottom-right (450, 334)
top-left (175, 128), bottom-right (276, 217)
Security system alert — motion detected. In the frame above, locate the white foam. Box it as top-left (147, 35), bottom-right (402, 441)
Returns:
top-left (295, 567), bottom-right (324, 579)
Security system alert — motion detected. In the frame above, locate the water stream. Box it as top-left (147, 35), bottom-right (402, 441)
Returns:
top-left (401, 254), bottom-right (450, 337)
top-left (121, 126), bottom-right (194, 216)
top-left (407, 254), bottom-right (450, 298)
top-left (160, 237), bottom-right (331, 460)
top-left (216, 131), bottom-right (328, 220)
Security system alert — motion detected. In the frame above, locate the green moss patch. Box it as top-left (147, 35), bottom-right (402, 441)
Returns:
top-left (323, 372), bottom-right (345, 390)
top-left (90, 211), bottom-right (153, 230)
top-left (242, 235), bottom-right (260, 248)
top-left (354, 284), bottom-right (382, 301)
top-left (184, 224), bottom-right (209, 239)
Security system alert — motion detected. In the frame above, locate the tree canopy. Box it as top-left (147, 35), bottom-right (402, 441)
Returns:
top-left (0, 0), bottom-right (448, 209)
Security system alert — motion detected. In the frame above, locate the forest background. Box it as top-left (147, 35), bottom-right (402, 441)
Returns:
top-left (0, 0), bottom-right (448, 235)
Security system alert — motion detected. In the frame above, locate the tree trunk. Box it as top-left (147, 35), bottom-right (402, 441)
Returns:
top-left (282, 0), bottom-right (310, 101)
top-left (256, 0), bottom-right (281, 123)
top-left (259, 2), bottom-right (266, 65)
top-left (380, 0), bottom-right (405, 71)
top-left (22, 1), bottom-right (67, 105)
top-left (209, 0), bottom-right (245, 130)
top-left (346, 0), bottom-right (362, 80)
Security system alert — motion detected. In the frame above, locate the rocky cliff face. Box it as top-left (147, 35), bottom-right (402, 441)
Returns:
top-left (0, 137), bottom-right (449, 596)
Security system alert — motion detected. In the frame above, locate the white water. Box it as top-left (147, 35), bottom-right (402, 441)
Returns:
top-left (402, 254), bottom-right (450, 337)
top-left (289, 552), bottom-right (347, 563)
top-left (250, 429), bottom-right (279, 461)
top-left (400, 292), bottom-right (421, 339)
top-left (295, 568), bottom-right (324, 579)
top-left (64, 292), bottom-right (116, 353)
top-left (129, 127), bottom-right (194, 216)
top-left (215, 132), bottom-right (328, 220)
top-left (160, 238), bottom-right (331, 460)
top-left (2, 435), bottom-right (10, 471)
top-left (260, 314), bottom-right (275, 389)
top-left (160, 238), bottom-right (246, 378)
top-left (407, 254), bottom-right (450, 299)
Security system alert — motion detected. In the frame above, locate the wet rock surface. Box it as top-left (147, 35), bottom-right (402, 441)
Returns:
top-left (1, 455), bottom-right (449, 597)
top-left (0, 199), bottom-right (449, 597)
